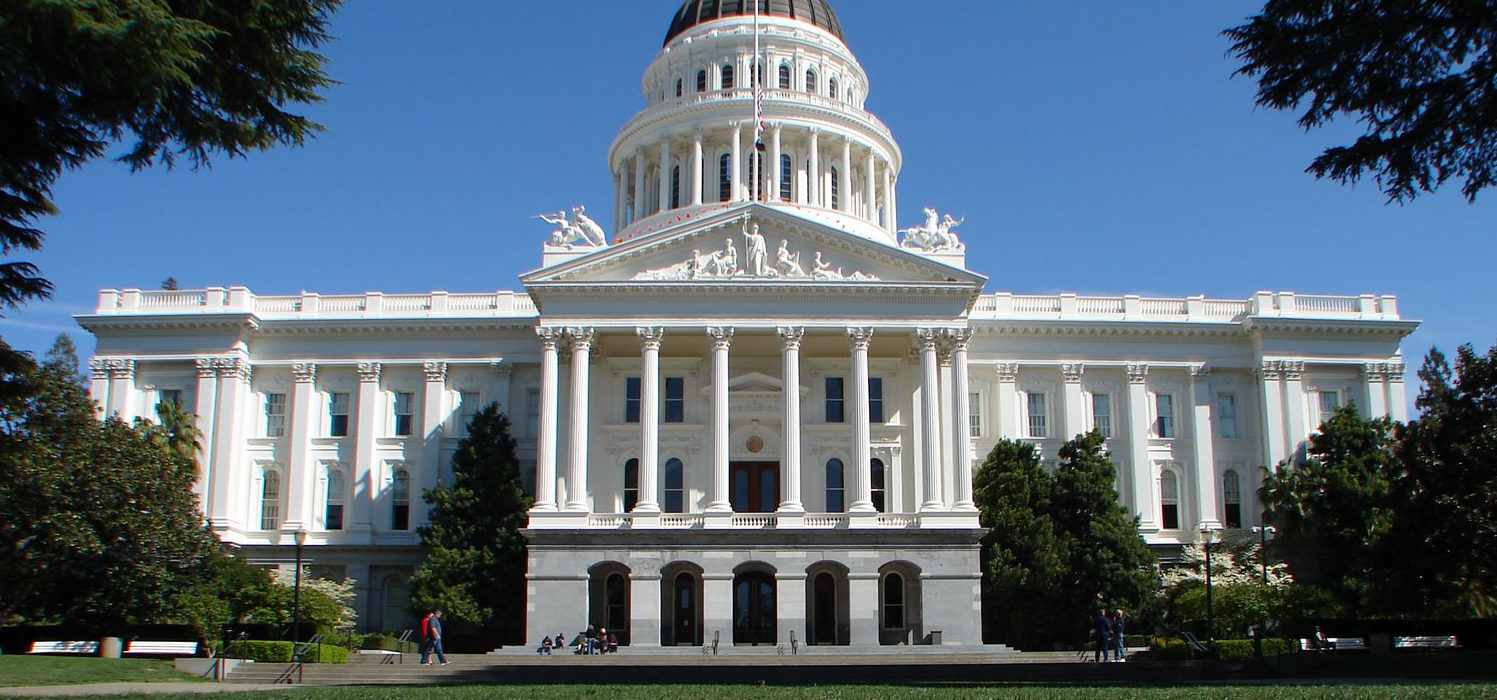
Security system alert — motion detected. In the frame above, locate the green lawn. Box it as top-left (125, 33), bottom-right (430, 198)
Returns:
top-left (0, 656), bottom-right (205, 687)
top-left (37, 686), bottom-right (1497, 700)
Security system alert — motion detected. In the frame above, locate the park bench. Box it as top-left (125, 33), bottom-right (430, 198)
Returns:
top-left (1394, 635), bottom-right (1459, 650)
top-left (1299, 636), bottom-right (1367, 651)
top-left (28, 641), bottom-right (98, 655)
top-left (124, 640), bottom-right (200, 656)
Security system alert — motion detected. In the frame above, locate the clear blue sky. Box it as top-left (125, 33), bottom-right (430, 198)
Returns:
top-left (5, 1), bottom-right (1492, 398)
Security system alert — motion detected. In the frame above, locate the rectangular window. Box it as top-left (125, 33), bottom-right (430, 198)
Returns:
top-left (324, 466), bottom-right (345, 531)
top-left (871, 459), bottom-right (887, 513)
top-left (524, 388), bottom-right (540, 437)
top-left (392, 392), bottom-right (414, 437)
top-left (1091, 393), bottom-right (1113, 439)
top-left (868, 377), bottom-right (884, 423)
top-left (265, 393), bottom-right (286, 438)
top-left (259, 468), bottom-right (281, 531)
top-left (390, 466), bottom-right (411, 531)
top-left (1218, 393), bottom-right (1238, 439)
top-left (459, 391), bottom-right (480, 431)
top-left (826, 377), bottom-right (846, 423)
top-left (664, 377), bottom-right (685, 423)
top-left (625, 377), bottom-right (641, 423)
top-left (969, 392), bottom-right (983, 438)
top-left (1319, 390), bottom-right (1342, 415)
top-left (158, 389), bottom-right (182, 409)
top-left (1155, 394), bottom-right (1175, 439)
top-left (1026, 393), bottom-right (1047, 438)
top-left (329, 392), bottom-right (350, 437)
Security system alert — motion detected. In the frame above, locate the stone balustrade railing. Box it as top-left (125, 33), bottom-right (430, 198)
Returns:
top-left (969, 291), bottom-right (1400, 322)
top-left (92, 288), bottom-right (540, 319)
top-left (581, 512), bottom-right (922, 530)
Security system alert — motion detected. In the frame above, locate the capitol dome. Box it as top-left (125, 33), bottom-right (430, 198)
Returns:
top-left (665, 0), bottom-right (845, 46)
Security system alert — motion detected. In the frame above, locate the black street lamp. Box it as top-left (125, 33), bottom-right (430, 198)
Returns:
top-left (1251, 525), bottom-right (1277, 585)
top-left (1199, 525), bottom-right (1221, 645)
top-left (291, 529), bottom-right (307, 648)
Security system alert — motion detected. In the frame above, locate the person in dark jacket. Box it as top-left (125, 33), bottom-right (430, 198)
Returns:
top-left (1093, 608), bottom-right (1113, 662)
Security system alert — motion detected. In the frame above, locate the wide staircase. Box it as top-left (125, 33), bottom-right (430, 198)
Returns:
top-left (222, 646), bottom-right (1196, 686)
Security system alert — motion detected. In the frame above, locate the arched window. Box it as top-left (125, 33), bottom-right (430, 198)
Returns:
top-left (259, 467), bottom-right (282, 531)
top-left (825, 458), bottom-right (845, 512)
top-left (1160, 469), bottom-right (1180, 530)
top-left (696, 70), bottom-right (707, 93)
top-left (324, 466), bottom-right (345, 531)
top-left (391, 466), bottom-right (411, 530)
top-left (829, 77), bottom-right (839, 100)
top-left (664, 458), bottom-right (684, 513)
top-left (1223, 470), bottom-right (1242, 529)
top-left (829, 166), bottom-right (840, 209)
top-left (718, 153), bottom-right (732, 202)
top-left (870, 458), bottom-right (886, 513)
top-left (882, 572), bottom-right (905, 629)
top-left (721, 63), bottom-right (735, 90)
top-left (675, 78), bottom-right (683, 98)
top-left (778, 64), bottom-right (791, 89)
top-left (670, 165), bottom-right (681, 209)
top-left (779, 154), bottom-right (793, 200)
top-left (624, 458), bottom-right (640, 512)
top-left (805, 69), bottom-right (817, 94)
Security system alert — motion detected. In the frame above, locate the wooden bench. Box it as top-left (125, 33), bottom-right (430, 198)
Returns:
top-left (124, 640), bottom-right (199, 657)
top-left (1394, 635), bottom-right (1459, 650)
top-left (1299, 636), bottom-right (1367, 651)
top-left (28, 641), bottom-right (99, 655)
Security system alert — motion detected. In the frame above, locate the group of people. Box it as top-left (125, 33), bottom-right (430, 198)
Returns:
top-left (419, 610), bottom-right (450, 665)
top-left (1091, 607), bottom-right (1128, 662)
top-left (537, 625), bottom-right (619, 655)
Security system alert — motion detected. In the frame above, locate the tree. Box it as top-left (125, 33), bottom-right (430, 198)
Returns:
top-left (1375, 343), bottom-right (1497, 617)
top-left (1225, 1), bottom-right (1497, 202)
top-left (1163, 533), bottom-right (1293, 639)
top-left (973, 438), bottom-right (1067, 647)
top-left (1050, 431), bottom-right (1158, 639)
top-left (0, 335), bottom-right (217, 632)
top-left (409, 404), bottom-right (532, 643)
top-left (0, 0), bottom-right (342, 309)
top-left (1259, 405), bottom-right (1398, 605)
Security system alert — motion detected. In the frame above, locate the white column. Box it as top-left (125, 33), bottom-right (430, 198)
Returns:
top-left (707, 326), bottom-right (733, 512)
top-left (882, 164), bottom-right (895, 235)
top-left (533, 329), bottom-right (561, 512)
top-left (637, 327), bottom-right (664, 513)
top-left (1258, 361), bottom-right (1288, 466)
top-left (949, 330), bottom-right (976, 511)
top-left (87, 359), bottom-right (110, 418)
top-left (659, 138), bottom-right (672, 213)
top-left (284, 362), bottom-right (318, 532)
top-left (769, 123), bottom-right (783, 200)
top-left (1190, 365), bottom-right (1221, 530)
top-left (632, 149), bottom-right (646, 223)
top-left (848, 327), bottom-right (875, 513)
top-left (106, 359), bottom-right (135, 419)
top-left (691, 131), bottom-right (704, 206)
top-left (1386, 362), bottom-right (1409, 423)
top-left (350, 362), bottom-right (381, 535)
top-left (192, 359), bottom-right (219, 507)
top-left (840, 139), bottom-right (853, 212)
top-left (419, 362), bottom-right (447, 528)
top-left (208, 358), bottom-right (249, 530)
top-left (1363, 363), bottom-right (1389, 418)
top-left (777, 327), bottom-right (805, 513)
top-left (864, 150), bottom-right (877, 222)
top-left (995, 363), bottom-right (1020, 438)
top-left (807, 129), bottom-right (820, 207)
top-left (1126, 364), bottom-right (1158, 530)
top-left (613, 172), bottom-right (625, 233)
top-left (917, 329), bottom-right (943, 511)
top-left (565, 327), bottom-right (595, 512)
top-left (1282, 361), bottom-right (1308, 463)
top-left (730, 123), bottom-right (743, 203)
top-left (1061, 364), bottom-right (1087, 441)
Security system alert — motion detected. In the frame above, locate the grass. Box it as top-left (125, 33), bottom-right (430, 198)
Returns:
top-left (0, 656), bottom-right (205, 687)
top-left (33, 685), bottom-right (1497, 700)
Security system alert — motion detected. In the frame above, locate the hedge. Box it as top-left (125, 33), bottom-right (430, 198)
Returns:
top-left (362, 633), bottom-right (419, 655)
top-left (1146, 636), bottom-right (1297, 661)
top-left (223, 640), bottom-right (349, 664)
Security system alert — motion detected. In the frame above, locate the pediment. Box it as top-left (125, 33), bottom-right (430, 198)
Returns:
top-left (521, 204), bottom-right (986, 289)
top-left (700, 371), bottom-right (807, 396)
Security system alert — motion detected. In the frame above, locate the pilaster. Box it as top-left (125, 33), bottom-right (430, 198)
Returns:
top-left (1282, 360), bottom-right (1308, 463)
top-left (192, 359), bottom-right (219, 507)
top-left (1126, 363), bottom-right (1157, 531)
top-left (995, 363), bottom-right (1020, 438)
top-left (1061, 363), bottom-right (1087, 440)
top-left (1257, 360), bottom-right (1288, 466)
top-left (349, 361), bottom-right (381, 539)
top-left (565, 328), bottom-right (595, 512)
top-left (1190, 364), bottom-right (1221, 530)
top-left (419, 361), bottom-right (448, 528)
top-left (283, 362), bottom-right (317, 533)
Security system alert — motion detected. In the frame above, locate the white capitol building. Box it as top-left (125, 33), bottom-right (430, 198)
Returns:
top-left (79, 0), bottom-right (1415, 648)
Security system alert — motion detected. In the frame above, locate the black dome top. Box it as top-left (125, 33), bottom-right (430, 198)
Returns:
top-left (665, 0), bottom-right (845, 47)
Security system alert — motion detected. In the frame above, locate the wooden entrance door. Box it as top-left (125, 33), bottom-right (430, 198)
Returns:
top-left (730, 461), bottom-right (779, 513)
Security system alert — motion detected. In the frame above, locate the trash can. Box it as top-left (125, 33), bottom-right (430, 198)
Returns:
top-left (98, 637), bottom-right (123, 658)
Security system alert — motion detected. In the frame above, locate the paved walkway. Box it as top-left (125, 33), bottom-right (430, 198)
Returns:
top-left (0, 682), bottom-right (286, 697)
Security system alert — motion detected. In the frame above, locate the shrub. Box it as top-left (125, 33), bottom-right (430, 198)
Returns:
top-left (362, 633), bottom-right (418, 654)
top-left (223, 640), bottom-right (348, 664)
top-left (1214, 638), bottom-right (1298, 660)
top-left (1148, 638), bottom-right (1191, 660)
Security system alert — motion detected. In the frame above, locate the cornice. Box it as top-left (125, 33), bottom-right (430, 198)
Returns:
top-left (972, 320), bottom-right (1247, 339)
top-left (253, 318), bottom-right (538, 335)
top-left (74, 313), bottom-right (259, 333)
top-left (1243, 317), bottom-right (1420, 337)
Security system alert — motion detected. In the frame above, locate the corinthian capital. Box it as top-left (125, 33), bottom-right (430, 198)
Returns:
top-left (707, 326), bottom-right (734, 349)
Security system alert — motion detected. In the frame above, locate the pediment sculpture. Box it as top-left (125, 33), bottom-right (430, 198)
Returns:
top-left (538, 205), bottom-right (609, 250)
top-left (899, 207), bottom-right (964, 253)
top-left (632, 218), bottom-right (879, 282)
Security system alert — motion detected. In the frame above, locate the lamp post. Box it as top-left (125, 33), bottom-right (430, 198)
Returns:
top-left (291, 529), bottom-right (307, 648)
top-left (1251, 525), bottom-right (1277, 585)
top-left (1199, 525), bottom-right (1221, 645)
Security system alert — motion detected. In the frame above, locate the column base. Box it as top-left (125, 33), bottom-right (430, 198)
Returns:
top-left (631, 512), bottom-right (661, 529)
top-left (526, 511), bottom-right (590, 529)
top-left (918, 511), bottom-right (983, 529)
top-left (704, 511), bottom-right (734, 529)
top-left (847, 511), bottom-right (880, 529)
top-left (775, 512), bottom-right (806, 529)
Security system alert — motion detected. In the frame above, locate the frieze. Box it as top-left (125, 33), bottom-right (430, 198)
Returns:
top-left (633, 217), bottom-right (878, 281)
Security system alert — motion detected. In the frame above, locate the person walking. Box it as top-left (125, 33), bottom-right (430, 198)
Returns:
top-left (1092, 608), bottom-right (1113, 662)
top-left (1111, 608), bottom-right (1127, 662)
top-left (420, 610), bottom-right (450, 665)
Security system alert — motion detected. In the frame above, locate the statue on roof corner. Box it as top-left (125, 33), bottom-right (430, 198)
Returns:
top-left (899, 207), bottom-right (965, 253)
top-left (538, 205), bottom-right (610, 250)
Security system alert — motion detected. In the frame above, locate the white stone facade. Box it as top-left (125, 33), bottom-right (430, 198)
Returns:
top-left (77, 3), bottom-right (1415, 647)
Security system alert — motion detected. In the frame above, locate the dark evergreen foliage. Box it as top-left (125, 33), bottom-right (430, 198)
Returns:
top-left (974, 438), bottom-right (1067, 646)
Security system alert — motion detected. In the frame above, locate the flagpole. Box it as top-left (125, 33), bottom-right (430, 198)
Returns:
top-left (752, 0), bottom-right (763, 201)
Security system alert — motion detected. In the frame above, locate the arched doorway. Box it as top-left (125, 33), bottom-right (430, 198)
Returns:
top-left (805, 562), bottom-right (849, 645)
top-left (660, 564), bottom-right (703, 646)
top-left (587, 562), bottom-right (631, 646)
top-left (879, 561), bottom-right (924, 645)
top-left (733, 571), bottom-right (776, 646)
